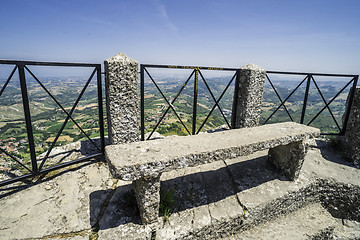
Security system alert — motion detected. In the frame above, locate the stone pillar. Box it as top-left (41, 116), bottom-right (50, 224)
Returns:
top-left (231, 64), bottom-right (266, 128)
top-left (133, 175), bottom-right (161, 224)
top-left (341, 87), bottom-right (360, 166)
top-left (104, 53), bottom-right (139, 144)
top-left (268, 140), bottom-right (307, 180)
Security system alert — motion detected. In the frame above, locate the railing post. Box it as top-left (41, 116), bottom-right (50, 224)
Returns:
top-left (231, 64), bottom-right (266, 128)
top-left (231, 70), bottom-right (240, 129)
top-left (18, 63), bottom-right (38, 173)
top-left (340, 83), bottom-right (360, 166)
top-left (140, 65), bottom-right (145, 141)
top-left (341, 76), bottom-right (358, 135)
top-left (192, 69), bottom-right (199, 134)
top-left (300, 75), bottom-right (311, 124)
top-left (104, 53), bottom-right (139, 144)
top-left (96, 65), bottom-right (105, 153)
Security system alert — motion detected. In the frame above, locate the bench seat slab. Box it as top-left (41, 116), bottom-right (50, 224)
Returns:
top-left (106, 122), bottom-right (320, 182)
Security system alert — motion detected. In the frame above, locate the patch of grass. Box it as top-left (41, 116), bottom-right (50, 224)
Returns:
top-left (162, 208), bottom-right (172, 223)
top-left (160, 188), bottom-right (175, 223)
top-left (326, 136), bottom-right (341, 150)
top-left (151, 231), bottom-right (157, 240)
top-left (124, 188), bottom-right (175, 224)
top-left (89, 229), bottom-right (98, 240)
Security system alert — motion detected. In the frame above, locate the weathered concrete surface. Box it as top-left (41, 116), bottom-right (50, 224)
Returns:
top-left (0, 138), bottom-right (108, 182)
top-left (231, 64), bottom-right (266, 128)
top-left (106, 122), bottom-right (320, 181)
top-left (1, 139), bottom-right (359, 240)
top-left (223, 203), bottom-right (360, 239)
top-left (104, 53), bottom-right (139, 144)
top-left (0, 162), bottom-right (115, 240)
top-left (222, 203), bottom-right (338, 240)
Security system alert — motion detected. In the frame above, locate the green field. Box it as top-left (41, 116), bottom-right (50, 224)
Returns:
top-left (142, 75), bottom-right (352, 136)
top-left (0, 76), bottom-right (105, 173)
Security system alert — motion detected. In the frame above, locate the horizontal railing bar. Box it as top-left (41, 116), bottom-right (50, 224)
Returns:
top-left (0, 60), bottom-right (100, 67)
top-left (0, 153), bottom-right (103, 188)
top-left (267, 70), bottom-right (358, 78)
top-left (36, 153), bottom-right (103, 174)
top-left (320, 132), bottom-right (343, 136)
top-left (0, 172), bottom-right (35, 188)
top-left (1, 61), bottom-right (356, 77)
top-left (141, 64), bottom-right (238, 71)
top-left (0, 147), bottom-right (33, 173)
top-left (141, 65), bottom-right (358, 78)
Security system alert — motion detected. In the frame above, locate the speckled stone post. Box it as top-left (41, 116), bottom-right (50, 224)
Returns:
top-left (268, 140), bottom-right (307, 180)
top-left (104, 53), bottom-right (139, 144)
top-left (341, 87), bottom-right (360, 166)
top-left (133, 175), bottom-right (161, 224)
top-left (232, 64), bottom-right (266, 128)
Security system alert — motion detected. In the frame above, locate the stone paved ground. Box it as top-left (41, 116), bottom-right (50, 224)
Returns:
top-left (0, 139), bottom-right (359, 240)
top-left (222, 203), bottom-right (360, 240)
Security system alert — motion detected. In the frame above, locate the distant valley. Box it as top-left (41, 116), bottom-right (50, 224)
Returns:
top-left (0, 74), bottom-right (353, 174)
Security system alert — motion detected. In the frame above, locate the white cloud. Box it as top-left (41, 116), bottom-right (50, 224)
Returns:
top-left (80, 16), bottom-right (114, 26)
top-left (152, 0), bottom-right (178, 33)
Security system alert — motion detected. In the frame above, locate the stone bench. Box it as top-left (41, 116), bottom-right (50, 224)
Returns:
top-left (105, 122), bottom-right (320, 224)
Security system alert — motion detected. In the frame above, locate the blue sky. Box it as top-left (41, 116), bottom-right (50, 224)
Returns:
top-left (1, 0), bottom-right (360, 74)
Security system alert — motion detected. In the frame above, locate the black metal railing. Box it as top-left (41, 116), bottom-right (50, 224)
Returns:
top-left (264, 71), bottom-right (359, 135)
top-left (140, 64), bottom-right (359, 138)
top-left (140, 64), bottom-right (239, 140)
top-left (2, 60), bottom-right (357, 186)
top-left (0, 60), bottom-right (105, 187)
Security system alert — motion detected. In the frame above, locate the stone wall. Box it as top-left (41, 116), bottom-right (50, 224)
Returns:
top-left (104, 53), bottom-right (139, 144)
top-left (341, 87), bottom-right (360, 166)
top-left (231, 64), bottom-right (266, 128)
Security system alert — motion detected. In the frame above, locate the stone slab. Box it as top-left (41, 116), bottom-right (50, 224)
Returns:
top-left (221, 203), bottom-right (337, 240)
top-left (98, 223), bottom-right (154, 240)
top-left (304, 140), bottom-right (360, 186)
top-left (106, 122), bottom-right (320, 181)
top-left (227, 151), bottom-right (315, 211)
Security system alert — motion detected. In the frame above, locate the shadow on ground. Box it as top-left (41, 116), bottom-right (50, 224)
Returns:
top-left (0, 137), bottom-right (109, 199)
top-left (316, 139), bottom-right (358, 169)
top-left (0, 160), bottom-right (97, 200)
top-left (90, 154), bottom-right (287, 230)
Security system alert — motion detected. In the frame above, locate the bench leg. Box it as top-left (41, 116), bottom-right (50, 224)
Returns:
top-left (133, 174), bottom-right (161, 224)
top-left (268, 140), bottom-right (307, 181)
